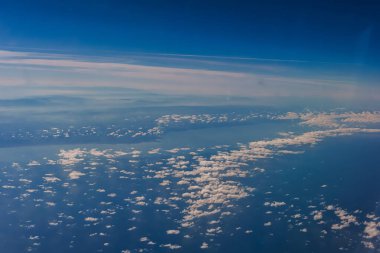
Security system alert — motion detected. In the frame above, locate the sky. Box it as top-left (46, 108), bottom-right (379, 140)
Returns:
top-left (0, 0), bottom-right (379, 105)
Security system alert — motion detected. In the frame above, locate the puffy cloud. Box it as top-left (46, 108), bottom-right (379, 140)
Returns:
top-left (313, 211), bottom-right (323, 221)
top-left (277, 111), bottom-right (380, 128)
top-left (200, 242), bottom-right (209, 249)
top-left (363, 221), bottom-right (380, 239)
top-left (2, 185), bottom-right (15, 189)
top-left (342, 112), bottom-right (380, 123)
top-left (27, 160), bottom-right (41, 166)
top-left (84, 217), bottom-right (98, 222)
top-left (362, 241), bottom-right (375, 249)
top-left (277, 112), bottom-right (299, 120)
top-left (58, 149), bottom-right (86, 166)
top-left (160, 180), bottom-right (171, 186)
top-left (166, 230), bottom-right (180, 235)
top-left (58, 148), bottom-right (130, 167)
top-left (161, 244), bottom-right (182, 250)
top-left (43, 176), bottom-right (61, 183)
top-left (331, 208), bottom-right (358, 230)
top-left (264, 201), bottom-right (286, 207)
top-left (150, 124), bottom-right (380, 241)
top-left (148, 148), bottom-right (161, 154)
top-left (48, 221), bottom-right (59, 226)
top-left (68, 171), bottom-right (85, 180)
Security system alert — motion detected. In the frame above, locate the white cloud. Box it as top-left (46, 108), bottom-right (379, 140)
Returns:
top-left (2, 185), bottom-right (15, 189)
top-left (27, 160), bottom-right (41, 166)
top-left (161, 244), bottom-right (182, 250)
top-left (330, 208), bottom-right (358, 230)
top-left (58, 149), bottom-right (85, 166)
top-left (363, 221), bottom-right (380, 239)
top-left (313, 211), bottom-right (323, 221)
top-left (362, 241), bottom-right (375, 249)
top-left (277, 111), bottom-right (380, 128)
top-left (43, 176), bottom-right (61, 183)
top-left (68, 171), bottom-right (86, 180)
top-left (148, 148), bottom-right (161, 154)
top-left (1, 49), bottom-right (378, 101)
top-left (264, 201), bottom-right (286, 207)
top-left (140, 237), bottom-right (149, 242)
top-left (166, 230), bottom-right (180, 235)
top-left (84, 217), bottom-right (98, 222)
top-left (200, 242), bottom-right (209, 249)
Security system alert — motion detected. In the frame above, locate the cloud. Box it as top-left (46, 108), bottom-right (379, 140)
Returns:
top-left (27, 160), bottom-right (41, 166)
top-left (84, 217), bottom-right (98, 222)
top-left (58, 149), bottom-right (85, 166)
top-left (161, 244), bottom-right (182, 250)
top-left (363, 221), bottom-right (380, 239)
top-left (148, 122), bottom-right (380, 234)
top-left (43, 176), bottom-right (61, 183)
top-left (68, 170), bottom-right (86, 179)
top-left (331, 208), bottom-right (358, 230)
top-left (277, 111), bottom-right (380, 128)
top-left (2, 185), bottom-right (15, 189)
top-left (264, 222), bottom-right (272, 226)
top-left (166, 230), bottom-right (180, 235)
top-left (2, 111), bottom-right (380, 252)
top-left (313, 211), bottom-right (323, 221)
top-left (0, 50), bottom-right (29, 57)
top-left (362, 241), bottom-right (375, 249)
top-left (264, 201), bottom-right (286, 207)
top-left (0, 50), bottom-right (378, 101)
top-left (148, 148), bottom-right (161, 154)
top-left (200, 242), bottom-right (209, 249)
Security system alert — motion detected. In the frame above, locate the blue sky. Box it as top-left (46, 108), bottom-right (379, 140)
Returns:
top-left (0, 0), bottom-right (379, 104)
top-left (1, 0), bottom-right (379, 63)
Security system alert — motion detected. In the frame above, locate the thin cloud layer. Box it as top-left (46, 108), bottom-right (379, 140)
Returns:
top-left (0, 50), bottom-right (378, 102)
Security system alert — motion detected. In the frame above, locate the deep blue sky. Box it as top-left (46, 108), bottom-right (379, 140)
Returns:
top-left (0, 0), bottom-right (379, 64)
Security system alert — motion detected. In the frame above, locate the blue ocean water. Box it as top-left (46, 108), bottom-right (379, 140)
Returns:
top-left (0, 96), bottom-right (379, 252)
top-left (0, 126), bottom-right (379, 252)
top-left (215, 134), bottom-right (380, 253)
